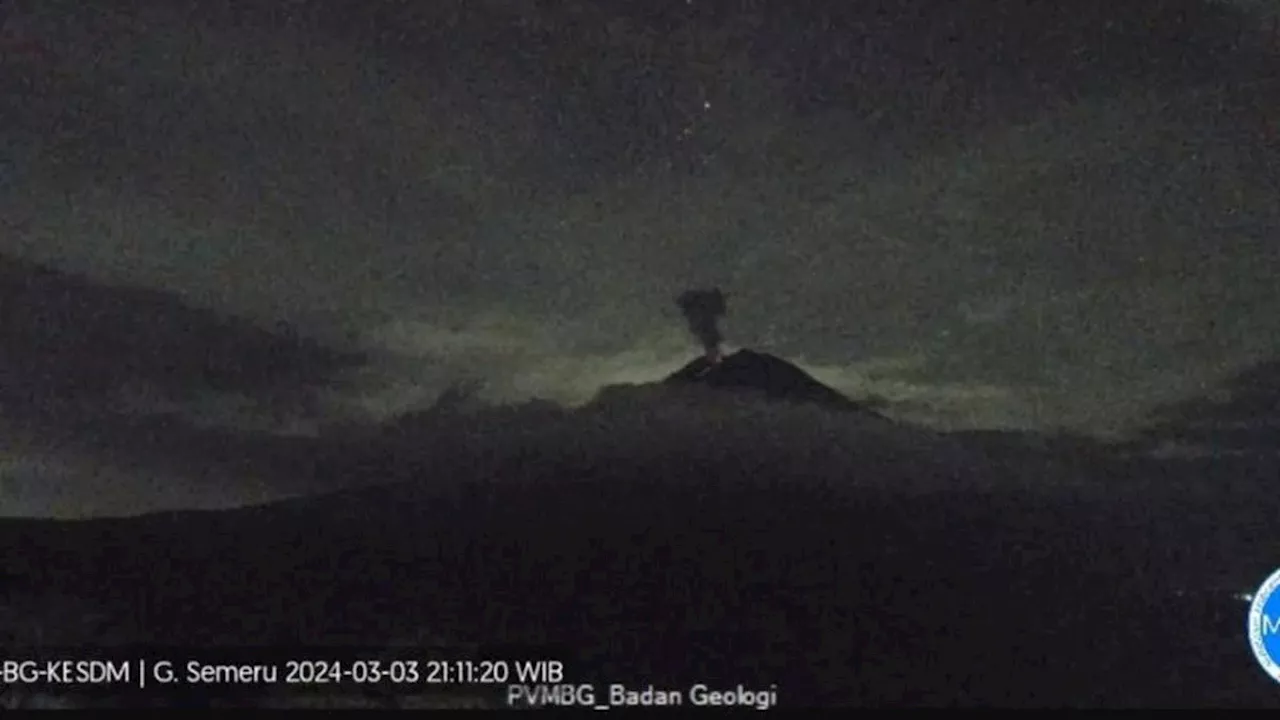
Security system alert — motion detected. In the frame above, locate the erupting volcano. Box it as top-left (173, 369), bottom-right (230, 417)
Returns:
top-left (666, 288), bottom-right (881, 416)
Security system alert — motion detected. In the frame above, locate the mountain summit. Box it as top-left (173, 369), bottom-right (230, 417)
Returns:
top-left (665, 348), bottom-right (878, 415)
top-left (663, 288), bottom-right (881, 416)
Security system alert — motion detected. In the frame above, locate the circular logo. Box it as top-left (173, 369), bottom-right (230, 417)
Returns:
top-left (1248, 568), bottom-right (1280, 682)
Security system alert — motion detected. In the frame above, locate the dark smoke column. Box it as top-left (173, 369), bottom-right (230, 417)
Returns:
top-left (676, 288), bottom-right (728, 363)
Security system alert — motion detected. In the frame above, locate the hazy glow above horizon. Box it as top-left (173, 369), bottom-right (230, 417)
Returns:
top-left (0, 1), bottom-right (1275, 440)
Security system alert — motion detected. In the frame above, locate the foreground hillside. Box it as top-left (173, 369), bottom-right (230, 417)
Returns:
top-left (2, 397), bottom-right (1278, 707)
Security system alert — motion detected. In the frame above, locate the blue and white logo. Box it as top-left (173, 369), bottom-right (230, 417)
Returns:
top-left (1248, 569), bottom-right (1280, 682)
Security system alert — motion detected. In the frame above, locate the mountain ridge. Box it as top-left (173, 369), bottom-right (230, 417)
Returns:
top-left (664, 348), bottom-right (884, 417)
top-left (0, 253), bottom-right (365, 414)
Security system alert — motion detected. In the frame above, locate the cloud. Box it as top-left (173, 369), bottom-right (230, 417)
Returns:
top-left (337, 312), bottom-right (695, 419)
top-left (1, 3), bottom-right (517, 335)
top-left (337, 309), bottom-right (1041, 432)
top-left (957, 297), bottom-right (1015, 326)
top-left (4, 2), bottom-right (1276, 441)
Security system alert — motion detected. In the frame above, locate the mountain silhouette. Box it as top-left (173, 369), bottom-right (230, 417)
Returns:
top-left (0, 253), bottom-right (365, 417)
top-left (0, 253), bottom-right (383, 515)
top-left (664, 348), bottom-right (880, 415)
top-left (1136, 355), bottom-right (1280, 457)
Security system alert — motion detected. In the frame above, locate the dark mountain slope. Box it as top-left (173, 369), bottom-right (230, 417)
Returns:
top-left (0, 253), bottom-right (365, 414)
top-left (2, 413), bottom-right (1277, 707)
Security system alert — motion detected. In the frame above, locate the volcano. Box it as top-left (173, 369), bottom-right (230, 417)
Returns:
top-left (664, 348), bottom-right (879, 415)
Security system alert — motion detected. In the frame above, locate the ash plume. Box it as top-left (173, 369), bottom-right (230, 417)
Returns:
top-left (676, 288), bottom-right (728, 362)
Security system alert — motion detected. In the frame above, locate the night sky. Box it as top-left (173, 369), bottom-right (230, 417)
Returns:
top-left (2, 0), bottom-right (1278, 437)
